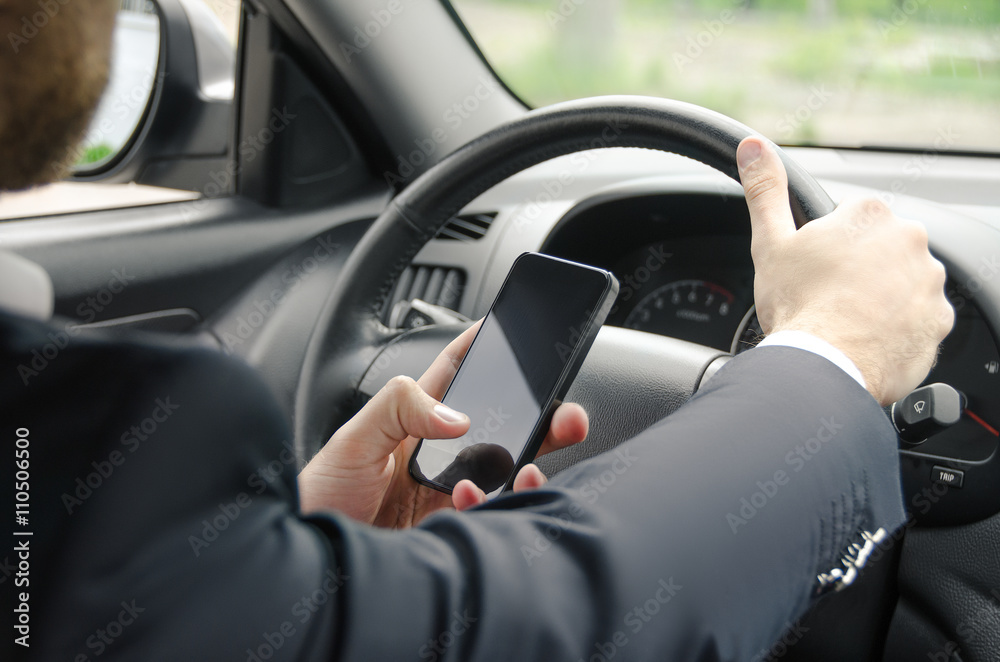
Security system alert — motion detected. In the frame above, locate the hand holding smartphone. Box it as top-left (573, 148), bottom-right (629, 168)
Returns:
top-left (409, 252), bottom-right (618, 500)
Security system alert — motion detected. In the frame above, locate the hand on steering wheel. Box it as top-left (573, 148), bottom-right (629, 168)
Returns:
top-left (297, 322), bottom-right (589, 527)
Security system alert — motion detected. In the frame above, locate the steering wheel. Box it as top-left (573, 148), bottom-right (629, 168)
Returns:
top-left (294, 95), bottom-right (836, 461)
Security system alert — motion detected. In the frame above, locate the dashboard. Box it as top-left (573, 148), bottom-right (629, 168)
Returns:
top-left (448, 160), bottom-right (998, 525)
top-left (540, 189), bottom-right (1000, 488)
top-left (208, 145), bottom-right (1000, 527)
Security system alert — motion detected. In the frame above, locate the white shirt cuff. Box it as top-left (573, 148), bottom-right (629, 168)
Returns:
top-left (756, 330), bottom-right (867, 390)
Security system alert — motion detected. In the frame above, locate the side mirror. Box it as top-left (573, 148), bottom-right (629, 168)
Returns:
top-left (71, 0), bottom-right (235, 192)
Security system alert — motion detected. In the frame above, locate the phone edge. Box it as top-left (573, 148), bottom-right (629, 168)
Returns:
top-left (407, 253), bottom-right (620, 497)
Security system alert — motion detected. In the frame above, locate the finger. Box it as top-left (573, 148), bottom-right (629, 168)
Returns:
top-left (452, 479), bottom-right (487, 511)
top-left (512, 464), bottom-right (548, 492)
top-left (417, 320), bottom-right (483, 399)
top-left (333, 375), bottom-right (470, 464)
top-left (737, 137), bottom-right (797, 251)
top-left (537, 402), bottom-right (589, 456)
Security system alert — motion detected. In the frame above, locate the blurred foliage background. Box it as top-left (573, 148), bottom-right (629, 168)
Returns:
top-left (451, 0), bottom-right (1000, 150)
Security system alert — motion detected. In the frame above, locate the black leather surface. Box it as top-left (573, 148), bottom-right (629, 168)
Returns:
top-left (536, 326), bottom-right (725, 476)
top-left (295, 96), bottom-right (836, 457)
top-left (884, 509), bottom-right (1000, 662)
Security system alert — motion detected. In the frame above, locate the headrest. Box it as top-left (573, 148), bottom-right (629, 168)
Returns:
top-left (0, 250), bottom-right (54, 321)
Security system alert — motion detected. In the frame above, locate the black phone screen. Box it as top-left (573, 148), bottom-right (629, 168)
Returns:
top-left (410, 253), bottom-right (615, 498)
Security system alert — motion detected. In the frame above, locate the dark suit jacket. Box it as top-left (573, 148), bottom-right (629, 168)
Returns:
top-left (0, 309), bottom-right (904, 661)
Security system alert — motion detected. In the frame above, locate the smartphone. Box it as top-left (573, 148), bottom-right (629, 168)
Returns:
top-left (409, 252), bottom-right (619, 499)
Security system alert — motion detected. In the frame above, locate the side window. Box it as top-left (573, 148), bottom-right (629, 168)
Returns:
top-left (0, 0), bottom-right (240, 221)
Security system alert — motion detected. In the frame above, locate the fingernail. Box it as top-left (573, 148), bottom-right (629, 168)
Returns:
top-left (434, 403), bottom-right (466, 423)
top-left (738, 139), bottom-right (762, 171)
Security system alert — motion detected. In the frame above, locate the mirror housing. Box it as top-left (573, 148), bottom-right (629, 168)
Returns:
top-left (71, 0), bottom-right (235, 193)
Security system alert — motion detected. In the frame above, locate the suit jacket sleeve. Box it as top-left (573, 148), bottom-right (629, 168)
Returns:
top-left (13, 320), bottom-right (903, 662)
top-left (306, 345), bottom-right (905, 661)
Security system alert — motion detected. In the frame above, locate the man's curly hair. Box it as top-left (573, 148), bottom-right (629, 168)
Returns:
top-left (0, 0), bottom-right (118, 190)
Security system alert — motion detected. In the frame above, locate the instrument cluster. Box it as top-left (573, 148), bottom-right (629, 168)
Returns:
top-left (540, 192), bottom-right (1000, 462)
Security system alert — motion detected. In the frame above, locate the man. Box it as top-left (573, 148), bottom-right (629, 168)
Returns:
top-left (1, 1), bottom-right (952, 661)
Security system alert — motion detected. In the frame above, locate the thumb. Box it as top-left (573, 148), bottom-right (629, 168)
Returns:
top-left (452, 479), bottom-right (487, 511)
top-left (737, 137), bottom-right (796, 251)
top-left (331, 375), bottom-right (470, 465)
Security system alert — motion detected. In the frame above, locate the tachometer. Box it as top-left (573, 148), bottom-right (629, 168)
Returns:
top-left (623, 280), bottom-right (736, 350)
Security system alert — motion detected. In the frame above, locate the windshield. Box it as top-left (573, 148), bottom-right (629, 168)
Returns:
top-left (450, 0), bottom-right (1000, 152)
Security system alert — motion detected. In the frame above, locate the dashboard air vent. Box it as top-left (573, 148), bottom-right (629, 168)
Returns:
top-left (435, 213), bottom-right (496, 241)
top-left (383, 265), bottom-right (465, 323)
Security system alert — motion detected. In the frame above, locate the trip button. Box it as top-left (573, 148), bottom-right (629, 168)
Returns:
top-left (931, 465), bottom-right (964, 489)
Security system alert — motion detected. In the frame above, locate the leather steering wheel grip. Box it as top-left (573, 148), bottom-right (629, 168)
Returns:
top-left (294, 95), bottom-right (837, 455)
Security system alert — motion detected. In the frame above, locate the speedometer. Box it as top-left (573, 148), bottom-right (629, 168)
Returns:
top-left (623, 280), bottom-right (736, 350)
